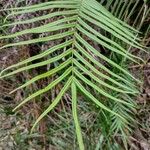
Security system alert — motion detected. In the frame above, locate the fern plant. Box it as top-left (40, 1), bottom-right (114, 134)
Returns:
top-left (0, 0), bottom-right (144, 149)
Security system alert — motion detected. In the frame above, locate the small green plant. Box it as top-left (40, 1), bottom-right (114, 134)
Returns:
top-left (0, 0), bottom-right (144, 149)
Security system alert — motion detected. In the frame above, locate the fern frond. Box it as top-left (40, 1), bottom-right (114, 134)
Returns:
top-left (0, 0), bottom-right (143, 149)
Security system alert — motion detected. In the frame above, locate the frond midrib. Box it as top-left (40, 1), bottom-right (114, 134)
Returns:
top-left (70, 0), bottom-right (84, 80)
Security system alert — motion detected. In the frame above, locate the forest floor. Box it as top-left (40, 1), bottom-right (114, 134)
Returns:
top-left (0, 49), bottom-right (49, 150)
top-left (0, 45), bottom-right (150, 150)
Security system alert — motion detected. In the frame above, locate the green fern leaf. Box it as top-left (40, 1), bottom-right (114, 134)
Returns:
top-left (0, 0), bottom-right (143, 149)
